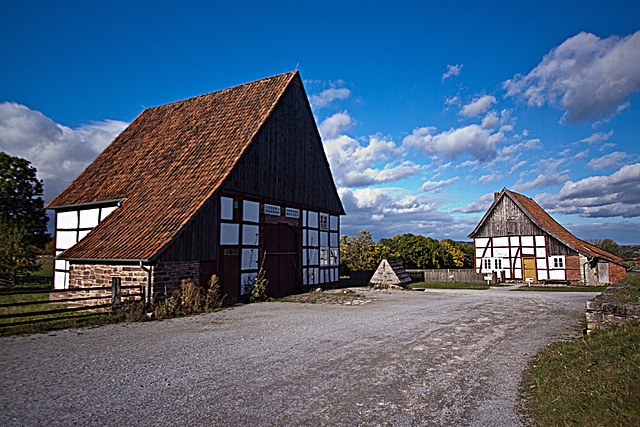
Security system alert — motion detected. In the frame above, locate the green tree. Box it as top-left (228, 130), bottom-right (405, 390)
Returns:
top-left (339, 230), bottom-right (383, 271)
top-left (440, 239), bottom-right (474, 268)
top-left (0, 219), bottom-right (41, 276)
top-left (0, 152), bottom-right (49, 249)
top-left (588, 238), bottom-right (621, 257)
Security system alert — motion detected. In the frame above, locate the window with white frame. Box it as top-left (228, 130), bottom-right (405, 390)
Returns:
top-left (494, 258), bottom-right (502, 270)
top-left (550, 256), bottom-right (565, 269)
top-left (320, 248), bottom-right (329, 266)
top-left (483, 258), bottom-right (491, 270)
top-left (319, 213), bottom-right (329, 230)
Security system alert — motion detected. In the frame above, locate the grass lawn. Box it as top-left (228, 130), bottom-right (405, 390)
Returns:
top-left (33, 255), bottom-right (54, 277)
top-left (410, 282), bottom-right (491, 290)
top-left (523, 322), bottom-right (640, 426)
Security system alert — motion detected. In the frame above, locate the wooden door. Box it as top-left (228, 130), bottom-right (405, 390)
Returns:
top-left (522, 257), bottom-right (537, 281)
top-left (222, 248), bottom-right (240, 303)
top-left (263, 223), bottom-right (298, 297)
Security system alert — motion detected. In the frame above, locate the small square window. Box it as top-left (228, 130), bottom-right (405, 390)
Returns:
top-left (319, 213), bottom-right (329, 230)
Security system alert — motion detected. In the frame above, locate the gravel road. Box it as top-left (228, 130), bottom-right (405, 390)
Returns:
top-left (0, 287), bottom-right (597, 426)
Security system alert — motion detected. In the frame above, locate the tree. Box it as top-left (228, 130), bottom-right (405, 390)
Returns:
top-left (339, 230), bottom-right (383, 271)
top-left (588, 238), bottom-right (621, 257)
top-left (0, 152), bottom-right (49, 249)
top-left (0, 219), bottom-right (40, 276)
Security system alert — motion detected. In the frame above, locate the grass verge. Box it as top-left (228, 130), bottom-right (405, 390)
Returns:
top-left (409, 282), bottom-right (490, 290)
top-left (523, 321), bottom-right (640, 426)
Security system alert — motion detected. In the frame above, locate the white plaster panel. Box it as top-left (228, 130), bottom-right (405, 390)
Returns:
top-left (536, 247), bottom-right (547, 258)
top-left (308, 211), bottom-right (318, 228)
top-left (241, 248), bottom-right (259, 271)
top-left (54, 271), bottom-right (68, 290)
top-left (56, 231), bottom-right (77, 250)
top-left (522, 247), bottom-right (535, 255)
top-left (549, 270), bottom-right (565, 280)
top-left (511, 247), bottom-right (520, 257)
top-left (320, 232), bottom-right (328, 247)
top-left (308, 230), bottom-right (319, 247)
top-left (242, 224), bottom-right (260, 245)
top-left (515, 259), bottom-right (522, 268)
top-left (535, 235), bottom-right (546, 246)
top-left (221, 197), bottom-right (233, 220)
top-left (302, 230), bottom-right (307, 246)
top-left (494, 247), bottom-right (508, 257)
top-left (537, 258), bottom-right (547, 269)
top-left (475, 237), bottom-right (489, 248)
top-left (494, 237), bottom-right (509, 247)
top-left (538, 270), bottom-right (548, 280)
top-left (504, 270), bottom-right (512, 279)
top-left (302, 249), bottom-right (307, 266)
top-left (54, 259), bottom-right (67, 271)
top-left (330, 232), bottom-right (338, 247)
top-left (521, 236), bottom-right (534, 246)
top-left (302, 210), bottom-right (307, 227)
top-left (514, 268), bottom-right (522, 279)
top-left (510, 236), bottom-right (520, 245)
top-left (475, 259), bottom-right (482, 268)
top-left (303, 269), bottom-right (308, 285)
top-left (330, 215), bottom-right (338, 231)
top-left (308, 248), bottom-right (318, 265)
top-left (101, 205), bottom-right (117, 219)
top-left (243, 200), bottom-right (260, 222)
top-left (475, 248), bottom-right (485, 257)
top-left (333, 268), bottom-right (339, 281)
top-left (78, 229), bottom-right (91, 241)
top-left (57, 211), bottom-right (78, 229)
top-left (220, 223), bottom-right (239, 245)
top-left (79, 208), bottom-right (100, 228)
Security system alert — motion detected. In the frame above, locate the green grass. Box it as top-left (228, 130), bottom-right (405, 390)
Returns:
top-left (523, 322), bottom-right (640, 426)
top-left (409, 282), bottom-right (490, 290)
top-left (513, 285), bottom-right (608, 292)
top-left (33, 256), bottom-right (54, 277)
top-left (608, 272), bottom-right (640, 303)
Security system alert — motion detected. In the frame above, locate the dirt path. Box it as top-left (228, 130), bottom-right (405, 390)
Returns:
top-left (0, 287), bottom-right (596, 426)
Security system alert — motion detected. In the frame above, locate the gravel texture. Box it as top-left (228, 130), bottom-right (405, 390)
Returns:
top-left (0, 286), bottom-right (597, 426)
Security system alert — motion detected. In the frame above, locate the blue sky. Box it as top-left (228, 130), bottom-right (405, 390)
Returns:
top-left (1, 1), bottom-right (640, 244)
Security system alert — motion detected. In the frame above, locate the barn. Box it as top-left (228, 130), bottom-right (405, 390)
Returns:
top-left (46, 71), bottom-right (345, 303)
top-left (468, 188), bottom-right (627, 286)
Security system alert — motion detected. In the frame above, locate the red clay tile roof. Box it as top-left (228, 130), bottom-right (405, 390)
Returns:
top-left (47, 71), bottom-right (298, 261)
top-left (470, 188), bottom-right (624, 265)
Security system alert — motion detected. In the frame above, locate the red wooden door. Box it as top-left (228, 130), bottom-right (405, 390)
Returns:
top-left (263, 223), bottom-right (298, 297)
top-left (221, 248), bottom-right (240, 303)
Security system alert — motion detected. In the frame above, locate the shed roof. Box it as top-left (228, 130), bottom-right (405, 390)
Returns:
top-left (468, 188), bottom-right (625, 265)
top-left (47, 71), bottom-right (304, 261)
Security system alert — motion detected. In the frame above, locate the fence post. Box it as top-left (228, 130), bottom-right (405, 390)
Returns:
top-left (111, 277), bottom-right (121, 307)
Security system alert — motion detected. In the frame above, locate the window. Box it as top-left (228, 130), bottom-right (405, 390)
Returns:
top-left (483, 258), bottom-right (491, 270)
top-left (320, 248), bottom-right (329, 266)
top-left (264, 204), bottom-right (281, 216)
top-left (551, 256), bottom-right (565, 269)
top-left (330, 248), bottom-right (339, 266)
top-left (494, 258), bottom-right (502, 270)
top-left (285, 207), bottom-right (300, 218)
top-left (319, 213), bottom-right (329, 230)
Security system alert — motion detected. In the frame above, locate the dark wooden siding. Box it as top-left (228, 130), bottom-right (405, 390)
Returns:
top-left (221, 80), bottom-right (344, 214)
top-left (157, 196), bottom-right (219, 262)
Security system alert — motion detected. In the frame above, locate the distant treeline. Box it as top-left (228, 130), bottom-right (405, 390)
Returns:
top-left (339, 231), bottom-right (474, 274)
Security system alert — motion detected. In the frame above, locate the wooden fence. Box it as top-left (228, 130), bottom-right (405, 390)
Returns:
top-left (0, 278), bottom-right (143, 327)
top-left (406, 269), bottom-right (499, 284)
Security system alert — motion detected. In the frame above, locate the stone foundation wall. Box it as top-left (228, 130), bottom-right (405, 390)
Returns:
top-left (152, 261), bottom-right (201, 296)
top-left (586, 281), bottom-right (640, 333)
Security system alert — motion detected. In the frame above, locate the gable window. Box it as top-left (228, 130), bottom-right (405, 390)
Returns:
top-left (264, 204), bottom-right (281, 216)
top-left (319, 213), bottom-right (329, 230)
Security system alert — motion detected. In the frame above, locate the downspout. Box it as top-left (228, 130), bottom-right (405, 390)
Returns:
top-left (582, 256), bottom-right (593, 286)
top-left (139, 262), bottom-right (152, 305)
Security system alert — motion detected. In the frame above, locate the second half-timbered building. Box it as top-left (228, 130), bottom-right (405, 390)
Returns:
top-left (468, 188), bottom-right (627, 285)
top-left (46, 71), bottom-right (344, 303)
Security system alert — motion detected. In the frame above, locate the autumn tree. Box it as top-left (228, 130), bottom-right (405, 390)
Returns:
top-left (339, 230), bottom-right (383, 272)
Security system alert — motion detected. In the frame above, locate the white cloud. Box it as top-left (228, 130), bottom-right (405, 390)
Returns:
top-left (309, 87), bottom-right (351, 109)
top-left (503, 30), bottom-right (640, 122)
top-left (451, 192), bottom-right (495, 213)
top-left (579, 130), bottom-right (614, 144)
top-left (512, 172), bottom-right (569, 191)
top-left (509, 160), bottom-right (527, 174)
top-left (536, 162), bottom-right (640, 218)
top-left (477, 171), bottom-right (502, 184)
top-left (442, 64), bottom-right (463, 82)
top-left (0, 102), bottom-right (127, 201)
top-left (318, 111), bottom-right (353, 140)
top-left (501, 138), bottom-right (543, 156)
top-left (460, 95), bottom-right (497, 117)
top-left (587, 151), bottom-right (629, 170)
top-left (481, 111), bottom-right (499, 128)
top-left (419, 177), bottom-right (458, 193)
top-left (404, 124), bottom-right (501, 162)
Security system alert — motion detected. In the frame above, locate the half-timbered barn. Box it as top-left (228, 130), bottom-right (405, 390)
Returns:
top-left (468, 188), bottom-right (627, 285)
top-left (46, 71), bottom-right (345, 303)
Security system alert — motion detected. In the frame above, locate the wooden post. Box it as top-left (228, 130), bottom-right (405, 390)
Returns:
top-left (111, 277), bottom-right (122, 307)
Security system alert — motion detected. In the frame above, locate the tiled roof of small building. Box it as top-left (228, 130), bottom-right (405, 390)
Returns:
top-left (469, 188), bottom-right (624, 265)
top-left (47, 71), bottom-right (298, 261)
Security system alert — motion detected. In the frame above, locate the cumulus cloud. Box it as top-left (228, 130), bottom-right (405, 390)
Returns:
top-left (501, 138), bottom-right (543, 156)
top-left (451, 192), bottom-right (495, 214)
top-left (442, 64), bottom-right (463, 82)
top-left (578, 130), bottom-right (614, 144)
top-left (309, 87), bottom-right (351, 109)
top-left (419, 177), bottom-right (458, 193)
top-left (587, 151), bottom-right (629, 170)
top-left (477, 171), bottom-right (502, 184)
top-left (503, 30), bottom-right (640, 122)
top-left (460, 95), bottom-right (497, 117)
top-left (481, 111), bottom-right (499, 128)
top-left (0, 102), bottom-right (127, 201)
top-left (536, 162), bottom-right (640, 218)
top-left (404, 124), bottom-right (502, 162)
top-left (318, 111), bottom-right (353, 140)
top-left (512, 172), bottom-right (570, 191)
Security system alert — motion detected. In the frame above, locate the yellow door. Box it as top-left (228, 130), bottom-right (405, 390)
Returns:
top-left (522, 257), bottom-right (537, 281)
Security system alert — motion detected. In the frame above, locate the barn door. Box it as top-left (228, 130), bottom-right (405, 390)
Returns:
top-left (522, 256), bottom-right (537, 281)
top-left (222, 248), bottom-right (240, 303)
top-left (263, 223), bottom-right (298, 297)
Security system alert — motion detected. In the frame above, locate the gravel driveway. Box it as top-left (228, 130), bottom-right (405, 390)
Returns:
top-left (0, 287), bottom-right (597, 426)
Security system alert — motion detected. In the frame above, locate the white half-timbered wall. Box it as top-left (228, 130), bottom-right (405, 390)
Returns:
top-left (54, 204), bottom-right (119, 289)
top-left (302, 209), bottom-right (339, 287)
top-left (474, 235), bottom-right (566, 281)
